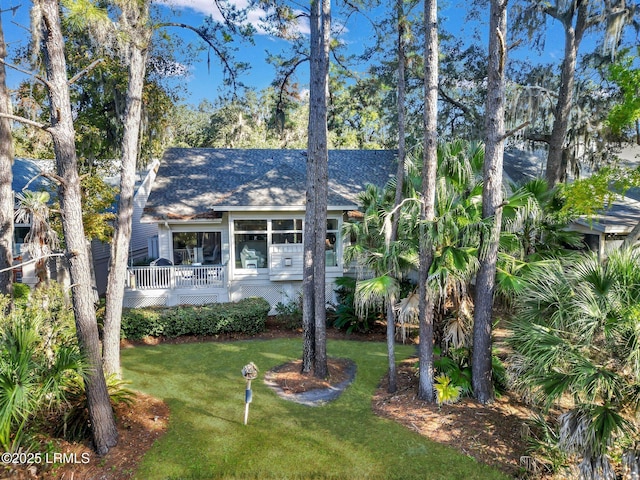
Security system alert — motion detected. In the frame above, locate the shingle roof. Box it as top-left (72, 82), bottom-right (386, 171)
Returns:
top-left (12, 158), bottom-right (53, 193)
top-left (573, 195), bottom-right (640, 234)
top-left (142, 148), bottom-right (398, 221)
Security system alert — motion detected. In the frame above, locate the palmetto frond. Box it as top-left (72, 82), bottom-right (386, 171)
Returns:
top-left (510, 248), bottom-right (640, 471)
top-left (14, 190), bottom-right (59, 260)
top-left (354, 275), bottom-right (399, 319)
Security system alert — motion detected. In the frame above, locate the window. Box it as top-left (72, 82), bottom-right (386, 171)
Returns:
top-left (234, 220), bottom-right (268, 268)
top-left (326, 219), bottom-right (339, 267)
top-left (13, 226), bottom-right (30, 255)
top-left (233, 217), bottom-right (340, 269)
top-left (272, 219), bottom-right (303, 244)
top-left (172, 232), bottom-right (222, 265)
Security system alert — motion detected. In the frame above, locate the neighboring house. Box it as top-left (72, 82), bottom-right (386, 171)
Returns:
top-left (570, 195), bottom-right (640, 258)
top-left (503, 145), bottom-right (640, 258)
top-left (12, 158), bottom-right (56, 288)
top-left (11, 157), bottom-right (159, 295)
top-left (124, 148), bottom-right (397, 309)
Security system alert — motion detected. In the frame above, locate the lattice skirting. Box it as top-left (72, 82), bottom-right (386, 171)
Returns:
top-left (123, 282), bottom-right (338, 310)
top-left (123, 295), bottom-right (168, 309)
top-left (233, 282), bottom-right (337, 313)
top-left (177, 294), bottom-right (219, 305)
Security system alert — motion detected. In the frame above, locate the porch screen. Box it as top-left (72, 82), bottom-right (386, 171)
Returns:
top-left (172, 232), bottom-right (222, 265)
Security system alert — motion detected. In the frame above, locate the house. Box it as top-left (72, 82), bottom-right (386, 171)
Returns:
top-left (503, 146), bottom-right (640, 258)
top-left (569, 195), bottom-right (640, 258)
top-left (90, 159), bottom-right (159, 295)
top-left (123, 148), bottom-right (397, 309)
top-left (11, 157), bottom-right (159, 294)
top-left (11, 158), bottom-right (56, 288)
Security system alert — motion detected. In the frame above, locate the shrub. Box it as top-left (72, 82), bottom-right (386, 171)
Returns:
top-left (52, 375), bottom-right (134, 442)
top-left (12, 283), bottom-right (30, 303)
top-left (432, 345), bottom-right (506, 402)
top-left (331, 277), bottom-right (380, 333)
top-left (274, 293), bottom-right (303, 330)
top-left (434, 375), bottom-right (462, 405)
top-left (121, 308), bottom-right (165, 339)
top-left (121, 297), bottom-right (270, 339)
top-left (0, 285), bottom-right (81, 452)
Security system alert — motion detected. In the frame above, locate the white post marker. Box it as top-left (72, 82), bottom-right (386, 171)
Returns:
top-left (242, 362), bottom-right (259, 425)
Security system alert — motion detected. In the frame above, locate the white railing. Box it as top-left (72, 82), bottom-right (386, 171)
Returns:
top-left (126, 265), bottom-right (225, 290)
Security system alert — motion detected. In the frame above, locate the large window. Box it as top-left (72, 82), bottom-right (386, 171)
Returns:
top-left (13, 226), bottom-right (30, 255)
top-left (234, 220), bottom-right (268, 268)
top-left (172, 232), bottom-right (222, 265)
top-left (233, 217), bottom-right (340, 269)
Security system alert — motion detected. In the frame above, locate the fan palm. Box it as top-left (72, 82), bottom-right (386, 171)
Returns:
top-left (0, 285), bottom-right (83, 451)
top-left (509, 248), bottom-right (640, 478)
top-left (345, 141), bottom-right (486, 396)
top-left (343, 179), bottom-right (420, 393)
top-left (14, 190), bottom-right (58, 286)
top-left (495, 178), bottom-right (583, 305)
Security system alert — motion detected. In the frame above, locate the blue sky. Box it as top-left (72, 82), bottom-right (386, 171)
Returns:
top-left (0, 1), bottom-right (592, 107)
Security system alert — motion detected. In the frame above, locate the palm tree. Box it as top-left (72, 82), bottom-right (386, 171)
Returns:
top-left (495, 178), bottom-right (583, 305)
top-left (344, 182), bottom-right (419, 393)
top-left (508, 248), bottom-right (640, 477)
top-left (14, 190), bottom-right (58, 286)
top-left (346, 140), bottom-right (486, 392)
top-left (397, 140), bottom-right (485, 350)
top-left (0, 284), bottom-right (83, 452)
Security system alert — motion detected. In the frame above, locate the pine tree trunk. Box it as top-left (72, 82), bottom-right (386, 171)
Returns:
top-left (0, 14), bottom-right (13, 298)
top-left (472, 0), bottom-right (507, 405)
top-left (103, 5), bottom-right (150, 378)
top-left (386, 0), bottom-right (408, 395)
top-left (302, 0), bottom-right (321, 374)
top-left (417, 0), bottom-right (438, 403)
top-left (304, 0), bottom-right (330, 379)
top-left (302, 165), bottom-right (316, 374)
top-left (38, 0), bottom-right (118, 454)
top-left (544, 5), bottom-right (587, 188)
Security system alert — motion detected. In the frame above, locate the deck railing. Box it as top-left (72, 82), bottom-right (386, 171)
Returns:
top-left (126, 265), bottom-right (225, 290)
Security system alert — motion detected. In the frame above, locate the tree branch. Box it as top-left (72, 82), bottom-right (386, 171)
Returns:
top-left (275, 56), bottom-right (308, 111)
top-left (501, 121), bottom-right (531, 141)
top-left (0, 253), bottom-right (66, 274)
top-left (0, 58), bottom-right (50, 89)
top-left (68, 59), bottom-right (104, 85)
top-left (524, 131), bottom-right (552, 144)
top-left (157, 22), bottom-right (241, 92)
top-left (0, 112), bottom-right (47, 130)
top-left (438, 87), bottom-right (480, 120)
top-left (42, 171), bottom-right (67, 185)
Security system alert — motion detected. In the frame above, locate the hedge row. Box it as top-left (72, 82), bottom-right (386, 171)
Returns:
top-left (121, 297), bottom-right (271, 340)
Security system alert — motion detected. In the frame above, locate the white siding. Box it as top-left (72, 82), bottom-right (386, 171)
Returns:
top-left (131, 161), bottom-right (160, 260)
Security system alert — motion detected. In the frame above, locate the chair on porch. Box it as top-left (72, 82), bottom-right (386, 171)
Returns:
top-left (240, 246), bottom-right (259, 269)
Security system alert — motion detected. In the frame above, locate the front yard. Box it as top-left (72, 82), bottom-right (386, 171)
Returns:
top-left (120, 338), bottom-right (510, 479)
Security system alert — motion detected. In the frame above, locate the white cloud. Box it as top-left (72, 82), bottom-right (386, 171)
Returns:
top-left (156, 0), bottom-right (247, 20)
top-left (156, 0), bottom-right (309, 37)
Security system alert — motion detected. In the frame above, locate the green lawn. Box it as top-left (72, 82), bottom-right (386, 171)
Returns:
top-left (122, 339), bottom-right (509, 480)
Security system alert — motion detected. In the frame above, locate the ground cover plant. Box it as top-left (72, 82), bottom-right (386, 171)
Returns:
top-left (122, 338), bottom-right (510, 480)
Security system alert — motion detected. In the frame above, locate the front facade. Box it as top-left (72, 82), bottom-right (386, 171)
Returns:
top-left (124, 148), bottom-right (397, 310)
